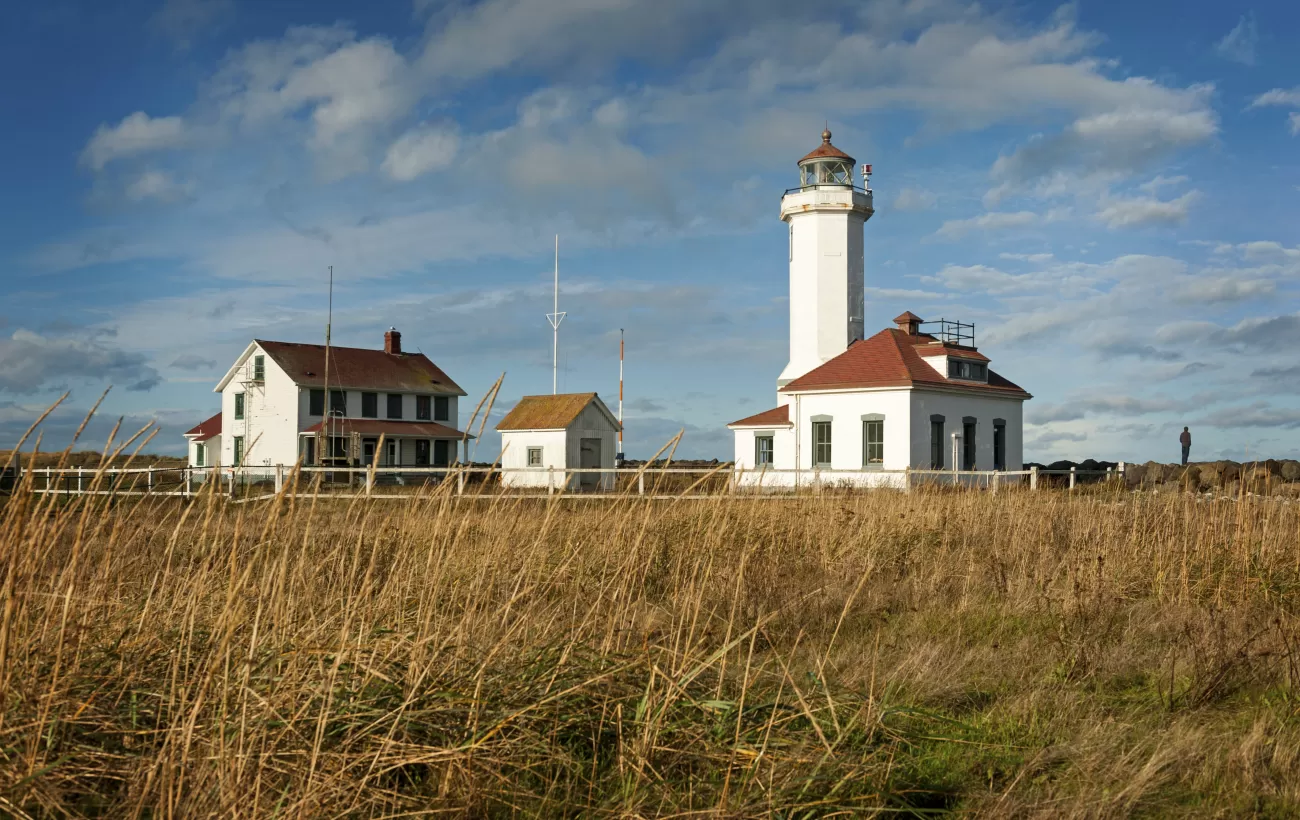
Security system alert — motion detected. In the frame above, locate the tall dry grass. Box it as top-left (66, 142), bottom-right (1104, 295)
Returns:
top-left (3, 465), bottom-right (1300, 817)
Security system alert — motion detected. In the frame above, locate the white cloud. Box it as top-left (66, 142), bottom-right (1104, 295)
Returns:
top-left (1172, 277), bottom-right (1275, 305)
top-left (381, 124), bottom-right (460, 181)
top-left (891, 187), bottom-right (936, 211)
top-left (1291, 113), bottom-right (1300, 136)
top-left (1094, 190), bottom-right (1200, 229)
top-left (999, 252), bottom-right (1054, 263)
top-left (1138, 174), bottom-right (1188, 193)
top-left (81, 112), bottom-right (187, 170)
top-left (1215, 14), bottom-right (1258, 65)
top-left (1249, 87), bottom-right (1300, 108)
top-left (124, 170), bottom-right (194, 202)
top-left (926, 264), bottom-right (1031, 294)
top-left (150, 0), bottom-right (232, 49)
top-left (934, 210), bottom-right (1039, 240)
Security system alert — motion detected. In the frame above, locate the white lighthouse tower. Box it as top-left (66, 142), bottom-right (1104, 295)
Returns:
top-left (776, 129), bottom-right (874, 392)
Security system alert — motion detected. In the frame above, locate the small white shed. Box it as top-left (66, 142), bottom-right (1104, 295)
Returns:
top-left (496, 392), bottom-right (620, 491)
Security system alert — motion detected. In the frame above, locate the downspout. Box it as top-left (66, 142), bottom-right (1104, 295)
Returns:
top-left (794, 393), bottom-right (802, 490)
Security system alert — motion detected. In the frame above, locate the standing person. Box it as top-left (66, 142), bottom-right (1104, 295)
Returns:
top-left (1180, 427), bottom-right (1191, 466)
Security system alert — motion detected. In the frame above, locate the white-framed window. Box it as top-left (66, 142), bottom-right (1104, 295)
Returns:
top-left (862, 418), bottom-right (883, 465)
top-left (527, 447), bottom-right (543, 467)
top-left (252, 354), bottom-right (265, 381)
top-left (812, 420), bottom-right (832, 467)
top-left (755, 435), bottom-right (774, 466)
top-left (194, 443), bottom-right (205, 467)
top-left (233, 436), bottom-right (245, 467)
top-left (930, 415), bottom-right (944, 469)
top-left (234, 392), bottom-right (245, 420)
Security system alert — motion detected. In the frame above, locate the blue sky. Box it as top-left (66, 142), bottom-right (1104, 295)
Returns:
top-left (2, 0), bottom-right (1299, 463)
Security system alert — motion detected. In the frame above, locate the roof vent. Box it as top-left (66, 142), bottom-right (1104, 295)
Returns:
top-left (893, 311), bottom-right (923, 336)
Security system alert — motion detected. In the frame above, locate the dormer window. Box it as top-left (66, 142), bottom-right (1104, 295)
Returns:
top-left (947, 359), bottom-right (987, 381)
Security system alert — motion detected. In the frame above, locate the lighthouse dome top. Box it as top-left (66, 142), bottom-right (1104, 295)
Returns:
top-left (796, 128), bottom-right (856, 188)
top-left (798, 129), bottom-right (855, 165)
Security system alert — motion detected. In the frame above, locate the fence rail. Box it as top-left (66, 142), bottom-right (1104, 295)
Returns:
top-left (8, 462), bottom-right (1126, 500)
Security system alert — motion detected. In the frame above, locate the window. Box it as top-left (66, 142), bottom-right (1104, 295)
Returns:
top-left (194, 443), bottom-right (205, 467)
top-left (414, 440), bottom-right (430, 466)
top-left (434, 440), bottom-right (450, 467)
top-left (234, 392), bottom-right (245, 420)
top-left (387, 394), bottom-right (403, 419)
top-left (361, 392), bottom-right (378, 419)
top-left (233, 436), bottom-right (244, 467)
top-left (930, 415), bottom-right (945, 469)
top-left (962, 418), bottom-right (977, 470)
top-left (329, 390), bottom-right (346, 416)
top-left (434, 396), bottom-right (450, 422)
top-left (947, 359), bottom-right (988, 381)
top-left (253, 354), bottom-right (265, 381)
top-left (309, 389), bottom-right (325, 416)
top-left (812, 421), bottom-right (832, 467)
top-left (755, 435), bottom-right (774, 466)
top-left (863, 419), bottom-right (884, 465)
top-left (788, 224), bottom-right (793, 262)
top-left (416, 395), bottom-right (431, 421)
top-left (527, 446), bottom-right (543, 467)
top-left (993, 419), bottom-right (1006, 471)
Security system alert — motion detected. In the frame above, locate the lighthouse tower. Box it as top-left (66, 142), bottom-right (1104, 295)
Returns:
top-left (777, 129), bottom-right (874, 392)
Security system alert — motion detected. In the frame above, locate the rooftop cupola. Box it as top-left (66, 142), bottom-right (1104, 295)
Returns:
top-left (798, 128), bottom-right (856, 187)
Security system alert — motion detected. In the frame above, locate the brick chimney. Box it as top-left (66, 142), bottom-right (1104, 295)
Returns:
top-left (893, 311), bottom-right (923, 336)
top-left (384, 327), bottom-right (402, 355)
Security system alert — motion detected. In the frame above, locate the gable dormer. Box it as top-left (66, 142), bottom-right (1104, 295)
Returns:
top-left (893, 312), bottom-right (990, 383)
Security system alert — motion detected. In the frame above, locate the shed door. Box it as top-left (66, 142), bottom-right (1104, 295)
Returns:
top-left (579, 438), bottom-right (601, 490)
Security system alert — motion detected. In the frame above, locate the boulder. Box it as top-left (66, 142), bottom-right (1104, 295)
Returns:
top-left (1281, 461), bottom-right (1300, 482)
top-left (1124, 462), bottom-right (1146, 487)
top-left (1196, 464), bottom-right (1218, 490)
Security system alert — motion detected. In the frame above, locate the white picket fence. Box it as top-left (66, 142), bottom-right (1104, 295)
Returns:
top-left (11, 462), bottom-right (1127, 500)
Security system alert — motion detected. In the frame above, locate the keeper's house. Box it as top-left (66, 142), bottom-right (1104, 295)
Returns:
top-left (496, 393), bottom-right (620, 491)
top-left (182, 328), bottom-right (470, 474)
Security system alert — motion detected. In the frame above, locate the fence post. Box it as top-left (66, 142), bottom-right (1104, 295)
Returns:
top-left (638, 472), bottom-right (645, 496)
top-left (548, 466), bottom-right (555, 496)
top-left (148, 467), bottom-right (154, 493)
top-left (365, 466), bottom-right (373, 497)
top-left (77, 466), bottom-right (83, 494)
top-left (1119, 461), bottom-right (1126, 484)
top-left (991, 471), bottom-right (998, 494)
top-left (904, 466), bottom-right (911, 494)
top-left (1030, 465), bottom-right (1039, 491)
top-left (457, 469), bottom-right (464, 496)
top-left (275, 464), bottom-right (284, 494)
top-left (1069, 466), bottom-right (1077, 490)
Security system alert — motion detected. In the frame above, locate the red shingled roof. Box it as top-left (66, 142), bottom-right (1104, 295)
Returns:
top-left (257, 340), bottom-right (465, 395)
top-left (728, 405), bottom-right (792, 428)
top-left (779, 328), bottom-right (1030, 397)
top-left (301, 419), bottom-right (469, 439)
top-left (912, 341), bottom-right (991, 363)
top-left (184, 413), bottom-right (221, 442)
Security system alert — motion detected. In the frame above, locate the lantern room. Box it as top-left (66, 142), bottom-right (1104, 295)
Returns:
top-left (798, 128), bottom-right (856, 187)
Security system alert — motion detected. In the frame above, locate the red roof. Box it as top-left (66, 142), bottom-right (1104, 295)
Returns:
top-left (728, 405), bottom-right (792, 428)
top-left (301, 419), bottom-right (470, 439)
top-left (893, 310), bottom-right (924, 324)
top-left (779, 328), bottom-right (1030, 397)
top-left (258, 340), bottom-right (465, 395)
top-left (799, 129), bottom-right (855, 164)
top-left (184, 412), bottom-right (221, 441)
top-left (912, 341), bottom-right (991, 363)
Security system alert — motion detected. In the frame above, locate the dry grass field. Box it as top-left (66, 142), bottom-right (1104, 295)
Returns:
top-left (3, 467), bottom-right (1300, 817)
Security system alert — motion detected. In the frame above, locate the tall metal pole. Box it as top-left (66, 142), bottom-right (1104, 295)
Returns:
top-left (545, 235), bottom-right (566, 395)
top-left (617, 328), bottom-right (624, 462)
top-left (321, 265), bottom-right (333, 466)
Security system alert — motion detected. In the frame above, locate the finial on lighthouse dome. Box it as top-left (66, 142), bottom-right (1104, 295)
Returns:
top-left (798, 126), bottom-right (855, 187)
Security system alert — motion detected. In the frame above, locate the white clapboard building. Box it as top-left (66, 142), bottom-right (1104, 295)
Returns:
top-left (183, 328), bottom-right (469, 474)
top-left (729, 130), bottom-right (1031, 486)
top-left (496, 392), bottom-right (620, 491)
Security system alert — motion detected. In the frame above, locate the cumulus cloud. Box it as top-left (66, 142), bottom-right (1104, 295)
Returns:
top-left (1249, 87), bottom-right (1300, 108)
top-left (0, 329), bottom-right (160, 394)
top-left (81, 112), bottom-right (187, 170)
top-left (926, 264), bottom-right (1031, 294)
top-left (1172, 277), bottom-right (1274, 305)
top-left (1215, 14), bottom-right (1258, 65)
top-left (381, 124), bottom-right (459, 181)
top-left (1094, 190), bottom-right (1200, 229)
top-left (891, 187), bottom-right (936, 211)
top-left (124, 170), bottom-right (194, 202)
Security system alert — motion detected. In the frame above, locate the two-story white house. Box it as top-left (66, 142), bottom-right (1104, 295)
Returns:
top-left (728, 130), bottom-right (1031, 487)
top-left (185, 328), bottom-right (469, 474)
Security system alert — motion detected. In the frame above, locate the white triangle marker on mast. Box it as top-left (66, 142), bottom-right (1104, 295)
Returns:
top-left (545, 235), bottom-right (566, 395)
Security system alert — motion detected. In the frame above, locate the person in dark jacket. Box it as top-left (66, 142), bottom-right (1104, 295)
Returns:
top-left (1180, 427), bottom-right (1191, 466)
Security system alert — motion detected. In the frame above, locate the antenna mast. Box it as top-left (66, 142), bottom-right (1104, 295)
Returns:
top-left (617, 328), bottom-right (624, 464)
top-left (545, 235), bottom-right (566, 394)
top-left (320, 264), bottom-right (333, 466)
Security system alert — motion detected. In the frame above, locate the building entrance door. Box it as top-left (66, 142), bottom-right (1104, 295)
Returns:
top-left (579, 438), bottom-right (602, 491)
top-left (362, 438), bottom-right (377, 466)
top-left (386, 439), bottom-right (399, 466)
